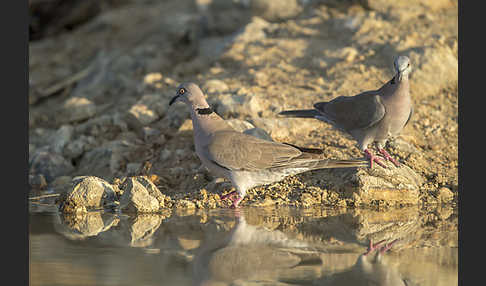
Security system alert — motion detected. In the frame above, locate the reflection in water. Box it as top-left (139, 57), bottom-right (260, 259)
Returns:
top-left (193, 209), bottom-right (323, 285)
top-left (29, 206), bottom-right (458, 286)
top-left (316, 239), bottom-right (413, 286)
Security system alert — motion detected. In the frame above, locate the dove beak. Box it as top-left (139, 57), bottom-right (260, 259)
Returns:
top-left (397, 71), bottom-right (403, 82)
top-left (169, 94), bottom-right (180, 106)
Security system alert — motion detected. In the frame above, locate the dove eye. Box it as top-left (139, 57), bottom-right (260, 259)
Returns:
top-left (179, 88), bottom-right (186, 95)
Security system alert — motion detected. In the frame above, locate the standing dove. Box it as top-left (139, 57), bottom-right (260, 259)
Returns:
top-left (279, 56), bottom-right (413, 168)
top-left (169, 82), bottom-right (368, 208)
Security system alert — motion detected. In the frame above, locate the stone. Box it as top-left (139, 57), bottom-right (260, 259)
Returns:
top-left (119, 177), bottom-right (160, 213)
top-left (49, 125), bottom-right (74, 154)
top-left (250, 118), bottom-right (317, 141)
top-left (63, 135), bottom-right (97, 159)
top-left (325, 161), bottom-right (424, 207)
top-left (250, 0), bottom-right (302, 22)
top-left (75, 140), bottom-right (136, 181)
top-left (202, 79), bottom-right (230, 94)
top-left (133, 176), bottom-right (169, 208)
top-left (58, 97), bottom-right (97, 124)
top-left (438, 187), bottom-right (454, 204)
top-left (29, 146), bottom-right (75, 183)
top-left (59, 176), bottom-right (117, 213)
top-left (127, 103), bottom-right (159, 126)
top-left (233, 16), bottom-right (272, 43)
top-left (408, 45), bottom-right (458, 97)
top-left (226, 119), bottom-right (255, 132)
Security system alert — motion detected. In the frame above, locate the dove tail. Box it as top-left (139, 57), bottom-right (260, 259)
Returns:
top-left (278, 109), bottom-right (321, 118)
top-left (317, 159), bottom-right (369, 169)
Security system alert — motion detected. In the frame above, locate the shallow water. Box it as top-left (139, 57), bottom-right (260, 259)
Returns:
top-left (29, 205), bottom-right (457, 286)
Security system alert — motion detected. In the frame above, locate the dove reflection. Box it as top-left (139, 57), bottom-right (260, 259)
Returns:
top-left (314, 239), bottom-right (417, 286)
top-left (192, 209), bottom-right (322, 285)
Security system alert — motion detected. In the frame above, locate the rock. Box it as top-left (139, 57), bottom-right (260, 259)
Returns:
top-left (29, 146), bottom-right (75, 183)
top-left (250, 118), bottom-right (318, 141)
top-left (29, 174), bottom-right (47, 189)
top-left (202, 79), bottom-right (230, 94)
top-left (75, 140), bottom-right (136, 181)
top-left (63, 135), bottom-right (97, 159)
top-left (360, 0), bottom-right (455, 14)
top-left (127, 103), bottom-right (159, 126)
top-left (142, 126), bottom-right (161, 141)
top-left (119, 177), bottom-right (160, 213)
top-left (208, 93), bottom-right (245, 117)
top-left (233, 16), bottom-right (272, 43)
top-left (74, 114), bottom-right (117, 138)
top-left (49, 125), bottom-right (74, 154)
top-left (59, 176), bottom-right (117, 213)
top-left (208, 92), bottom-right (269, 118)
top-left (58, 97), bottom-right (97, 124)
top-left (133, 176), bottom-right (169, 208)
top-left (250, 0), bottom-right (302, 22)
top-left (175, 199), bottom-right (196, 209)
top-left (202, 0), bottom-right (252, 35)
top-left (408, 44), bottom-right (458, 97)
top-left (438, 187), bottom-right (454, 204)
top-left (326, 161), bottom-right (424, 207)
top-left (226, 119), bottom-right (255, 132)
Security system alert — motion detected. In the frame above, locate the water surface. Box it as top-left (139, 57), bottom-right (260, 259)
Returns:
top-left (29, 205), bottom-right (457, 286)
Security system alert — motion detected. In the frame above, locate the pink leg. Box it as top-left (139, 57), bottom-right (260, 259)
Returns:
top-left (364, 239), bottom-right (399, 255)
top-left (378, 239), bottom-right (399, 254)
top-left (230, 196), bottom-right (243, 209)
top-left (221, 190), bottom-right (237, 200)
top-left (221, 191), bottom-right (242, 208)
top-left (378, 148), bottom-right (400, 167)
top-left (364, 149), bottom-right (387, 169)
top-left (364, 239), bottom-right (386, 256)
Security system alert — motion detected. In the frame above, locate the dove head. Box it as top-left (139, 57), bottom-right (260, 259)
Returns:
top-left (169, 82), bottom-right (209, 109)
top-left (393, 56), bottom-right (411, 81)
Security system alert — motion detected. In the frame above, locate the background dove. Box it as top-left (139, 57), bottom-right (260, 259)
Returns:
top-left (169, 82), bottom-right (368, 208)
top-left (279, 56), bottom-right (413, 168)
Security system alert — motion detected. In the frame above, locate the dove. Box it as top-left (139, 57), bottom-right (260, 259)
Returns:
top-left (169, 82), bottom-right (368, 208)
top-left (279, 56), bottom-right (413, 168)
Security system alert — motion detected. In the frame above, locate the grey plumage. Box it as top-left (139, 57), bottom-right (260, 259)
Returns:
top-left (280, 56), bottom-right (413, 168)
top-left (169, 82), bottom-right (368, 208)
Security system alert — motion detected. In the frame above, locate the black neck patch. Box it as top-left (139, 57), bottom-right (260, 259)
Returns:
top-left (196, 107), bottom-right (214, 115)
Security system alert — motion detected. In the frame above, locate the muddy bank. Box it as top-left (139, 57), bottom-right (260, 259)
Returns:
top-left (29, 0), bottom-right (458, 209)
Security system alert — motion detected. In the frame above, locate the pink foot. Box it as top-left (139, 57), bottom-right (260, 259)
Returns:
top-left (364, 149), bottom-right (387, 169)
top-left (364, 239), bottom-right (399, 255)
top-left (378, 148), bottom-right (400, 167)
top-left (229, 196), bottom-right (243, 209)
top-left (221, 191), bottom-right (242, 208)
